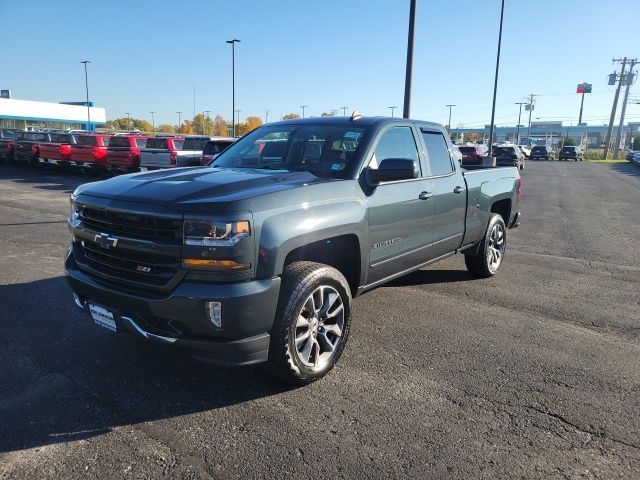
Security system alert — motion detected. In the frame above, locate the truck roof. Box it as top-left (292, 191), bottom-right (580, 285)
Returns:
top-left (270, 116), bottom-right (444, 130)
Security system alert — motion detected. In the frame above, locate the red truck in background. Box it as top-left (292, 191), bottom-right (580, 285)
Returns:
top-left (70, 134), bottom-right (112, 170)
top-left (38, 132), bottom-right (78, 167)
top-left (106, 135), bottom-right (149, 174)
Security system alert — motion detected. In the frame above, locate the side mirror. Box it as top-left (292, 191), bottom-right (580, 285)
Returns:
top-left (368, 158), bottom-right (418, 183)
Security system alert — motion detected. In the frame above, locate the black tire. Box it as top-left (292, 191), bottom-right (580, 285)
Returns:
top-left (267, 261), bottom-right (352, 386)
top-left (465, 214), bottom-right (507, 279)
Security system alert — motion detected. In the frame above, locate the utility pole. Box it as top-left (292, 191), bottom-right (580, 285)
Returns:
top-left (265, 109), bottom-right (269, 124)
top-left (300, 105), bottom-right (307, 118)
top-left (526, 94), bottom-right (537, 145)
top-left (603, 57), bottom-right (629, 159)
top-left (125, 112), bottom-right (131, 130)
top-left (177, 111), bottom-right (182, 127)
top-left (487, 0), bottom-right (505, 156)
top-left (614, 59), bottom-right (637, 157)
top-left (193, 86), bottom-right (196, 120)
top-left (403, 0), bottom-right (417, 118)
top-left (150, 112), bottom-right (156, 134)
top-left (515, 102), bottom-right (525, 145)
top-left (80, 60), bottom-right (91, 131)
top-left (226, 39), bottom-right (241, 137)
top-left (389, 106), bottom-right (398, 117)
top-left (341, 106), bottom-right (348, 116)
top-left (446, 104), bottom-right (456, 133)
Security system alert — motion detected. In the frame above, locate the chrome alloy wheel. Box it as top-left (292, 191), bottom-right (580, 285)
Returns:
top-left (295, 285), bottom-right (345, 370)
top-left (487, 222), bottom-right (505, 273)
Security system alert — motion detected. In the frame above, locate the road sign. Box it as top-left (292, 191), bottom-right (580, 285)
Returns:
top-left (576, 83), bottom-right (592, 94)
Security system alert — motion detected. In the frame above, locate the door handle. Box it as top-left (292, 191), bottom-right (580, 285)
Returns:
top-left (418, 191), bottom-right (433, 200)
top-left (453, 186), bottom-right (464, 194)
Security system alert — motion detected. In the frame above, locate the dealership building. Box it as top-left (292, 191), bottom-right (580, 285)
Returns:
top-left (0, 96), bottom-right (106, 131)
top-left (451, 121), bottom-right (640, 148)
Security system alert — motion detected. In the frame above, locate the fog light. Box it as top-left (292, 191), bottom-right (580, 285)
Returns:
top-left (206, 301), bottom-right (222, 328)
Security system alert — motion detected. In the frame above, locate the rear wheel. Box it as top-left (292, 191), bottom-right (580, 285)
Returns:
top-left (465, 214), bottom-right (506, 278)
top-left (267, 261), bottom-right (352, 385)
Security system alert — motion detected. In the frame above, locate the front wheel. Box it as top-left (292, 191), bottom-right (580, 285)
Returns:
top-left (267, 261), bottom-right (352, 385)
top-left (465, 214), bottom-right (506, 278)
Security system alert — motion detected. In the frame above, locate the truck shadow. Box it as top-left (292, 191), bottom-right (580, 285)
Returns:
top-left (0, 164), bottom-right (100, 193)
top-left (0, 276), bottom-right (289, 453)
top-left (606, 162), bottom-right (640, 180)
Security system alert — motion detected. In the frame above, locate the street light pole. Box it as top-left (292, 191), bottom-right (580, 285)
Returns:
top-left (300, 105), bottom-right (308, 118)
top-left (446, 104), bottom-right (456, 133)
top-left (402, 0), bottom-right (417, 119)
top-left (150, 111), bottom-right (156, 133)
top-left (487, 0), bottom-right (505, 157)
top-left (226, 39), bottom-right (241, 137)
top-left (177, 111), bottom-right (182, 127)
top-left (80, 60), bottom-right (91, 131)
top-left (389, 106), bottom-right (398, 118)
top-left (341, 106), bottom-right (348, 116)
top-left (125, 112), bottom-right (131, 130)
top-left (515, 102), bottom-right (525, 144)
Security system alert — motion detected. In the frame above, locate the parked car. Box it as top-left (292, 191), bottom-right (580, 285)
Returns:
top-left (625, 149), bottom-right (636, 161)
top-left (458, 144), bottom-right (488, 166)
top-left (39, 132), bottom-right (79, 167)
top-left (70, 134), bottom-right (112, 170)
top-left (559, 145), bottom-right (583, 162)
top-left (493, 145), bottom-right (525, 170)
top-left (106, 135), bottom-right (149, 174)
top-left (0, 128), bottom-right (19, 162)
top-left (67, 116), bottom-right (522, 385)
top-left (13, 131), bottom-right (50, 166)
top-left (139, 136), bottom-right (185, 170)
top-left (529, 145), bottom-right (554, 161)
top-left (201, 138), bottom-right (236, 165)
top-left (631, 152), bottom-right (640, 165)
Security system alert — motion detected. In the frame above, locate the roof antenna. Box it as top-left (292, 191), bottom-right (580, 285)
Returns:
top-left (350, 110), bottom-right (362, 122)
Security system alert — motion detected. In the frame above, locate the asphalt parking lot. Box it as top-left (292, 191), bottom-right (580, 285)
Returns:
top-left (1, 160), bottom-right (639, 479)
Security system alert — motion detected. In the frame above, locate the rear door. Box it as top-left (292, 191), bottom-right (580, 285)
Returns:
top-left (420, 129), bottom-right (467, 258)
top-left (365, 124), bottom-right (434, 285)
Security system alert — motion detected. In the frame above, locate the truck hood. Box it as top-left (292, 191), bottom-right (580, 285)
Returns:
top-left (75, 167), bottom-right (331, 212)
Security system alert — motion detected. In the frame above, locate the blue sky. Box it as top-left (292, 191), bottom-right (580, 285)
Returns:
top-left (1, 0), bottom-right (638, 128)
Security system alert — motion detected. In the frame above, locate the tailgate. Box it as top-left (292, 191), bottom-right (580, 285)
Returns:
top-left (71, 145), bottom-right (94, 161)
top-left (140, 149), bottom-right (172, 167)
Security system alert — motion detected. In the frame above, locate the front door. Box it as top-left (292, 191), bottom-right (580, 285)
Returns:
top-left (365, 125), bottom-right (434, 285)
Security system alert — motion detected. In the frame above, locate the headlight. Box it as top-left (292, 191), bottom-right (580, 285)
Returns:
top-left (184, 220), bottom-right (250, 247)
top-left (69, 198), bottom-right (80, 224)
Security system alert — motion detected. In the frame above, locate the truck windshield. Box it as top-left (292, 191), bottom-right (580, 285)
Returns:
top-left (212, 124), bottom-right (367, 179)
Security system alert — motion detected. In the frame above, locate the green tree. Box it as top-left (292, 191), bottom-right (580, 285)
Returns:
top-left (156, 124), bottom-right (176, 134)
top-left (245, 116), bottom-right (263, 132)
top-left (192, 113), bottom-right (215, 135)
top-left (282, 113), bottom-right (300, 120)
top-left (212, 115), bottom-right (228, 137)
top-left (178, 120), bottom-right (194, 135)
top-left (562, 137), bottom-right (576, 147)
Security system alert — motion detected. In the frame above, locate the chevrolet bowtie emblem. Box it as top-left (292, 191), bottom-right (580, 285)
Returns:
top-left (94, 232), bottom-right (119, 249)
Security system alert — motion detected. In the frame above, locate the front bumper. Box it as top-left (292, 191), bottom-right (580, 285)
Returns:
top-left (66, 254), bottom-right (280, 366)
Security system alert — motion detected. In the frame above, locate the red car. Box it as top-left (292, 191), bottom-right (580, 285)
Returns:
top-left (70, 134), bottom-right (112, 169)
top-left (458, 144), bottom-right (489, 166)
top-left (107, 135), bottom-right (149, 173)
top-left (38, 132), bottom-right (78, 167)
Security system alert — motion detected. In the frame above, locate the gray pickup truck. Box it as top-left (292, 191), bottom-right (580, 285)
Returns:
top-left (66, 116), bottom-right (521, 385)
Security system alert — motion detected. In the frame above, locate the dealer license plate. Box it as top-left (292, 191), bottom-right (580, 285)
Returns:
top-left (88, 303), bottom-right (117, 332)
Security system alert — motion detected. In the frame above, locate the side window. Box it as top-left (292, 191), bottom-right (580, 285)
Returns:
top-left (371, 126), bottom-right (420, 172)
top-left (422, 131), bottom-right (454, 176)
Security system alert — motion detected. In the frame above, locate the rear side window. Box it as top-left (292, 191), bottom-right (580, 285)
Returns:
top-left (172, 139), bottom-right (184, 150)
top-left (458, 146), bottom-right (476, 154)
top-left (78, 136), bottom-right (98, 146)
top-left (57, 134), bottom-right (72, 144)
top-left (135, 138), bottom-right (147, 148)
top-left (422, 131), bottom-right (454, 176)
top-left (100, 137), bottom-right (110, 147)
top-left (182, 137), bottom-right (209, 150)
top-left (494, 147), bottom-right (514, 155)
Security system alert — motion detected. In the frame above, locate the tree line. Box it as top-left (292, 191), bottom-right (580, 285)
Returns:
top-left (106, 112), bottom-right (307, 136)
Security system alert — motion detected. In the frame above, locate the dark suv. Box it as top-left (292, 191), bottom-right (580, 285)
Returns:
top-left (493, 145), bottom-right (525, 170)
top-left (559, 146), bottom-right (583, 162)
top-left (530, 145), bottom-right (554, 161)
top-left (0, 129), bottom-right (19, 162)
